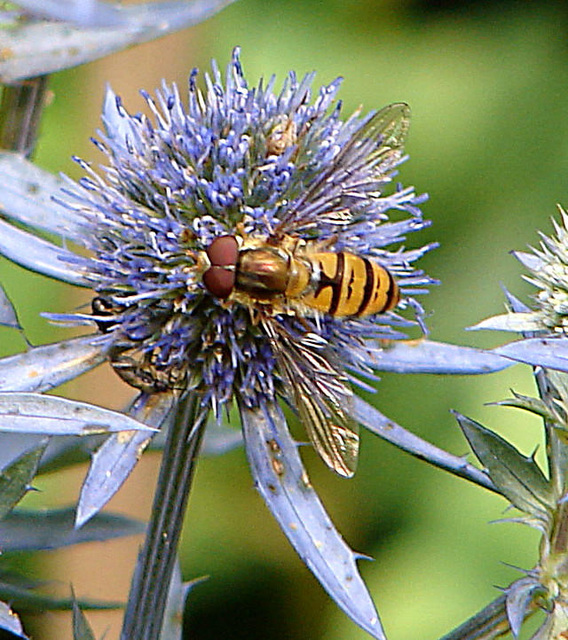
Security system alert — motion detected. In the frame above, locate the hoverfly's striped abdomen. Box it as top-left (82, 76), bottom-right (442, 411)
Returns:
top-left (300, 251), bottom-right (399, 318)
top-left (202, 236), bottom-right (399, 319)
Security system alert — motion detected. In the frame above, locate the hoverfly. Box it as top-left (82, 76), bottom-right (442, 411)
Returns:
top-left (201, 103), bottom-right (410, 477)
top-left (202, 233), bottom-right (399, 318)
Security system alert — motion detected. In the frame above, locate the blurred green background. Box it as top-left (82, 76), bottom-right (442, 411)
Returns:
top-left (4, 0), bottom-right (568, 638)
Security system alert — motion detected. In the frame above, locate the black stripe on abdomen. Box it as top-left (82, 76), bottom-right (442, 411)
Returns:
top-left (355, 256), bottom-right (375, 316)
top-left (327, 252), bottom-right (345, 316)
top-left (383, 268), bottom-right (398, 311)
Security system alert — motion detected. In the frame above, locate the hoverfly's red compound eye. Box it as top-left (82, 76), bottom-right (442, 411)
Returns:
top-left (202, 235), bottom-right (239, 299)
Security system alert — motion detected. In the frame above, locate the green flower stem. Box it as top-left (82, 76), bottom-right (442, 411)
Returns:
top-left (550, 501), bottom-right (568, 558)
top-left (438, 595), bottom-right (519, 640)
top-left (0, 76), bottom-right (49, 157)
top-left (534, 369), bottom-right (565, 499)
top-left (120, 391), bottom-right (206, 640)
top-left (544, 489), bottom-right (568, 592)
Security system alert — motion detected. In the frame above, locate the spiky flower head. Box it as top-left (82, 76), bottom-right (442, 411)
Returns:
top-left (472, 206), bottom-right (568, 338)
top-left (57, 48), bottom-right (434, 449)
top-left (517, 206), bottom-right (568, 334)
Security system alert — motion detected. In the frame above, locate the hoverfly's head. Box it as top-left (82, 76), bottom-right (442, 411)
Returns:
top-left (201, 235), bottom-right (239, 299)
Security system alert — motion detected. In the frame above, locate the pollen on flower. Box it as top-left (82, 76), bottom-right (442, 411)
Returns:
top-left (59, 47), bottom-right (435, 467)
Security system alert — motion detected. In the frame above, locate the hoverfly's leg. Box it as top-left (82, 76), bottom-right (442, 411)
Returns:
top-left (180, 227), bottom-right (204, 271)
top-left (247, 306), bottom-right (262, 326)
top-left (297, 314), bottom-right (315, 333)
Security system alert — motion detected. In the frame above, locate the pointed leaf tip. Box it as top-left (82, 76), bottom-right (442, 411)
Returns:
top-left (240, 401), bottom-right (386, 639)
top-left (0, 393), bottom-right (157, 436)
top-left (0, 439), bottom-right (48, 521)
top-left (501, 287), bottom-right (531, 314)
top-left (455, 412), bottom-right (554, 516)
top-left (72, 596), bottom-right (96, 640)
top-left (470, 312), bottom-right (543, 333)
top-left (512, 250), bottom-right (544, 272)
top-left (0, 285), bottom-right (21, 331)
top-left (77, 392), bottom-right (175, 527)
top-left (492, 392), bottom-right (556, 422)
top-left (76, 429), bottom-right (153, 528)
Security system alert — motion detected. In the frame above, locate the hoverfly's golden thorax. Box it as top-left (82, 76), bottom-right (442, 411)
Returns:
top-left (235, 247), bottom-right (299, 298)
top-left (235, 243), bottom-right (312, 302)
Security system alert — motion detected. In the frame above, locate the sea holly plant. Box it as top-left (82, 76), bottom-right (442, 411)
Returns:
top-left (439, 209), bottom-right (568, 640)
top-left (0, 13), bottom-right (519, 640)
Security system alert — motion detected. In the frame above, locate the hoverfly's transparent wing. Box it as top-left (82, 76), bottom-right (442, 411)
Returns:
top-left (261, 318), bottom-right (359, 477)
top-left (274, 103), bottom-right (410, 235)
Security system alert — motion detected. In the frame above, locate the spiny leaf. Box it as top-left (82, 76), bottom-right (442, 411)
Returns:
top-left (0, 393), bottom-right (157, 436)
top-left (0, 0), bottom-right (239, 82)
top-left (0, 581), bottom-right (122, 612)
top-left (495, 337), bottom-right (568, 372)
top-left (0, 217), bottom-right (91, 286)
top-left (37, 436), bottom-right (103, 475)
top-left (502, 287), bottom-right (531, 314)
top-left (354, 397), bottom-right (495, 492)
top-left (492, 391), bottom-right (558, 423)
top-left (369, 338), bottom-right (512, 374)
top-left (470, 312), bottom-right (543, 333)
top-left (241, 401), bottom-right (386, 640)
top-left (0, 439), bottom-right (47, 521)
top-left (0, 334), bottom-right (110, 394)
top-left (0, 152), bottom-right (89, 240)
top-left (76, 430), bottom-right (152, 528)
top-left (455, 412), bottom-right (555, 516)
top-left (76, 392), bottom-right (174, 527)
top-left (0, 507), bottom-right (145, 552)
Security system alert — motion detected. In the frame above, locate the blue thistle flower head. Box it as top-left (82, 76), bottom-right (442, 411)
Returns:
top-left (54, 47), bottom-right (434, 475)
top-left (0, 47), bottom-right (443, 638)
